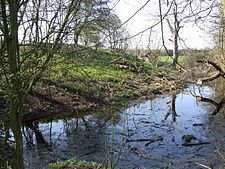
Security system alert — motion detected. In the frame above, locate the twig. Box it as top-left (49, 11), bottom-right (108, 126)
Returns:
top-left (119, 0), bottom-right (151, 28)
top-left (194, 162), bottom-right (212, 169)
top-left (145, 136), bottom-right (163, 146)
top-left (215, 149), bottom-right (225, 161)
top-left (126, 136), bottom-right (163, 144)
top-left (182, 141), bottom-right (210, 146)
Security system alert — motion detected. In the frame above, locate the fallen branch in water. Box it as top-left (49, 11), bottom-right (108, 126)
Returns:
top-left (182, 141), bottom-right (210, 146)
top-left (145, 136), bottom-right (164, 146)
top-left (126, 136), bottom-right (163, 145)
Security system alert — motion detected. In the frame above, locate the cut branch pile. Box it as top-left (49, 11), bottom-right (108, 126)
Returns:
top-left (112, 57), bottom-right (142, 73)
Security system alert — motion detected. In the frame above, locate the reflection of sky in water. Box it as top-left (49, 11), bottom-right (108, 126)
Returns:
top-left (24, 84), bottom-right (223, 169)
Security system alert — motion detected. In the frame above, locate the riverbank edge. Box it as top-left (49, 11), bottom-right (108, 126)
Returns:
top-left (23, 69), bottom-right (187, 124)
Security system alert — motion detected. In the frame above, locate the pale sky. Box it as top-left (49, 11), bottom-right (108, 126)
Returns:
top-left (113, 0), bottom-right (216, 49)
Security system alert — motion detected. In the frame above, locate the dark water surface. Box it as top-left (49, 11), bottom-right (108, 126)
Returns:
top-left (24, 84), bottom-right (225, 169)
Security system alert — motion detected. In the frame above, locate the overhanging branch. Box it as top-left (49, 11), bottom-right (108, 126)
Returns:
top-left (196, 59), bottom-right (225, 85)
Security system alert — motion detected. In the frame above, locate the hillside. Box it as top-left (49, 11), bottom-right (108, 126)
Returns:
top-left (24, 47), bottom-right (184, 122)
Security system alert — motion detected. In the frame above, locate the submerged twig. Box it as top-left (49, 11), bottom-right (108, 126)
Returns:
top-left (215, 149), bottom-right (225, 161)
top-left (126, 136), bottom-right (163, 144)
top-left (182, 141), bottom-right (210, 146)
top-left (145, 136), bottom-right (164, 146)
top-left (194, 162), bottom-right (212, 169)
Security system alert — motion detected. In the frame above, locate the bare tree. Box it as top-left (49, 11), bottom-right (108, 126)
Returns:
top-left (157, 0), bottom-right (220, 69)
top-left (0, 0), bottom-right (82, 168)
top-left (165, 1), bottom-right (180, 69)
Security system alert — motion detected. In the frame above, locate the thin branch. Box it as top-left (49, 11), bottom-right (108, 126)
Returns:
top-left (119, 0), bottom-right (151, 28)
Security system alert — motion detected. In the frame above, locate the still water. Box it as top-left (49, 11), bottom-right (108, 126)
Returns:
top-left (24, 84), bottom-right (225, 169)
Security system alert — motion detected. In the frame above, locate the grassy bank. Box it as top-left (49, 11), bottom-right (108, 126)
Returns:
top-left (46, 48), bottom-right (180, 99)
top-left (25, 47), bottom-right (185, 122)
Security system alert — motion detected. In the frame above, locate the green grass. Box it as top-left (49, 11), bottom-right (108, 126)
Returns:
top-left (41, 47), bottom-right (173, 102)
top-left (158, 55), bottom-right (185, 65)
top-left (143, 85), bottom-right (163, 94)
top-left (49, 159), bottom-right (104, 169)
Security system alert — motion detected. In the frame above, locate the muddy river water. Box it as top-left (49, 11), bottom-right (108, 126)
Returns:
top-left (24, 84), bottom-right (225, 169)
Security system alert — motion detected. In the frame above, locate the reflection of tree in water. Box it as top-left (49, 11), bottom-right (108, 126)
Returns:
top-left (56, 113), bottom-right (123, 162)
top-left (196, 96), bottom-right (225, 115)
top-left (63, 112), bottom-right (121, 134)
top-left (196, 60), bottom-right (225, 115)
top-left (211, 79), bottom-right (225, 115)
top-left (164, 94), bottom-right (177, 122)
top-left (0, 124), bottom-right (14, 168)
top-left (192, 79), bottom-right (225, 115)
top-left (23, 122), bottom-right (48, 146)
top-left (22, 112), bottom-right (122, 163)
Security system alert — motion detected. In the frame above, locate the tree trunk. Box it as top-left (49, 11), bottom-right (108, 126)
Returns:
top-left (171, 2), bottom-right (179, 69)
top-left (74, 29), bottom-right (80, 45)
top-left (8, 1), bottom-right (24, 168)
top-left (10, 100), bottom-right (24, 169)
top-left (171, 30), bottom-right (179, 69)
top-left (222, 0), bottom-right (225, 15)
